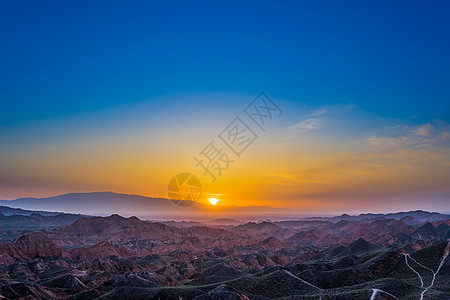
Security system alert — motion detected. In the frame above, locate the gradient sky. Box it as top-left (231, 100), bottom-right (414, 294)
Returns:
top-left (1, 1), bottom-right (449, 214)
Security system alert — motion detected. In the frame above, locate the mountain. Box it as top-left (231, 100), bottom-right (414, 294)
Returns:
top-left (410, 221), bottom-right (450, 241)
top-left (274, 220), bottom-right (330, 230)
top-left (207, 218), bottom-right (244, 226)
top-left (328, 210), bottom-right (450, 223)
top-left (159, 220), bottom-right (203, 228)
top-left (288, 218), bottom-right (416, 247)
top-left (336, 238), bottom-right (377, 256)
top-left (0, 192), bottom-right (276, 219)
top-left (0, 208), bottom-right (87, 243)
top-left (0, 212), bottom-right (85, 230)
top-left (0, 192), bottom-right (184, 217)
top-left (400, 216), bottom-right (422, 226)
top-left (68, 241), bottom-right (133, 260)
top-left (2, 192), bottom-right (448, 223)
top-left (230, 221), bottom-right (293, 239)
top-left (45, 214), bottom-right (251, 255)
top-left (0, 205), bottom-right (74, 216)
top-left (0, 232), bottom-right (63, 265)
top-left (0, 212), bottom-right (448, 299)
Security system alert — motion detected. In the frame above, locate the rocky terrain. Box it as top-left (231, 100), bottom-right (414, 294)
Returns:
top-left (0, 207), bottom-right (86, 243)
top-left (0, 209), bottom-right (449, 299)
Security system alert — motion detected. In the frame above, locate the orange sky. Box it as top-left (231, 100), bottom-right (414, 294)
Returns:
top-left (1, 94), bottom-right (449, 214)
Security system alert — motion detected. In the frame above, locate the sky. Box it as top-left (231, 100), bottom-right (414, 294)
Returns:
top-left (0, 1), bottom-right (449, 214)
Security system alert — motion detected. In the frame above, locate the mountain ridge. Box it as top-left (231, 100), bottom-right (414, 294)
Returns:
top-left (0, 211), bottom-right (449, 299)
top-left (2, 192), bottom-right (449, 221)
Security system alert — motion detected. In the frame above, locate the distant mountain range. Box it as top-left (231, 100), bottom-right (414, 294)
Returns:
top-left (0, 207), bottom-right (87, 243)
top-left (327, 211), bottom-right (450, 223)
top-left (1, 192), bottom-right (449, 222)
top-left (0, 192), bottom-right (275, 219)
top-left (0, 205), bottom-right (73, 216)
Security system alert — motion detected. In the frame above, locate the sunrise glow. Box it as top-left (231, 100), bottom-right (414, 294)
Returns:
top-left (209, 198), bottom-right (219, 205)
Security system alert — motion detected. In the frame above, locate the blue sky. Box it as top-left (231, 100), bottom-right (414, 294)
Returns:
top-left (1, 0), bottom-right (449, 125)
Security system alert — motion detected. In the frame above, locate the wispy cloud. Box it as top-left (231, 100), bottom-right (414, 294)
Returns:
top-left (414, 124), bottom-right (434, 136)
top-left (287, 103), bottom-right (354, 134)
top-left (309, 103), bottom-right (354, 117)
top-left (368, 122), bottom-right (450, 150)
top-left (290, 118), bottom-right (322, 131)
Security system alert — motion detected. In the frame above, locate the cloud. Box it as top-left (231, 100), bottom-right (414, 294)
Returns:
top-left (309, 103), bottom-right (354, 117)
top-left (287, 103), bottom-right (354, 134)
top-left (290, 118), bottom-right (322, 131)
top-left (367, 122), bottom-right (450, 150)
top-left (414, 124), bottom-right (433, 136)
top-left (310, 108), bottom-right (328, 117)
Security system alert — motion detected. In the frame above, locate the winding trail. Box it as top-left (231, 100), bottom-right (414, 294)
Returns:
top-left (403, 240), bottom-right (449, 300)
top-left (419, 241), bottom-right (450, 300)
top-left (370, 288), bottom-right (399, 300)
top-left (283, 270), bottom-right (323, 300)
top-left (405, 254), bottom-right (425, 288)
top-left (369, 240), bottom-right (449, 300)
top-left (408, 255), bottom-right (434, 274)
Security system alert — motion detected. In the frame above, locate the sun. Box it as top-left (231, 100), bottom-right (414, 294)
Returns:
top-left (209, 197), bottom-right (219, 205)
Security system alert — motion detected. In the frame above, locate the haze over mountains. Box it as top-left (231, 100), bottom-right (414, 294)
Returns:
top-left (0, 192), bottom-right (279, 219)
top-left (1, 201), bottom-right (449, 299)
top-left (2, 192), bottom-right (449, 221)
